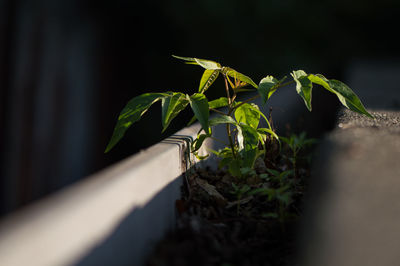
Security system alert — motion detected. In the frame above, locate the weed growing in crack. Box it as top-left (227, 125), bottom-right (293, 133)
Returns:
top-left (105, 55), bottom-right (372, 220)
top-left (106, 55), bottom-right (372, 172)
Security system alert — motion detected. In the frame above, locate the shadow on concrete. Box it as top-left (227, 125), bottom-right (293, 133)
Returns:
top-left (74, 175), bottom-right (182, 266)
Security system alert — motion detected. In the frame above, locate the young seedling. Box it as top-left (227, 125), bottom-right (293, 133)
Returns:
top-left (248, 183), bottom-right (293, 223)
top-left (229, 183), bottom-right (251, 215)
top-left (105, 55), bottom-right (373, 179)
top-left (280, 132), bottom-right (317, 177)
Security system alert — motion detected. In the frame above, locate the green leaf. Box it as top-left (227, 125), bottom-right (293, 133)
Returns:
top-left (187, 97), bottom-right (230, 126)
top-left (105, 93), bottom-right (166, 153)
top-left (192, 133), bottom-right (210, 152)
top-left (291, 70), bottom-right (313, 111)
top-left (214, 148), bottom-right (237, 172)
top-left (188, 93), bottom-right (210, 134)
top-left (195, 58), bottom-right (221, 70)
top-left (209, 115), bottom-right (237, 127)
top-left (172, 55), bottom-right (221, 70)
top-left (234, 103), bottom-right (261, 129)
top-left (309, 74), bottom-right (373, 118)
top-left (258, 76), bottom-right (279, 103)
top-left (194, 153), bottom-right (209, 160)
top-left (209, 97), bottom-right (230, 109)
top-left (171, 55), bottom-right (196, 62)
top-left (308, 74), bottom-right (332, 92)
top-left (222, 67), bottom-right (258, 88)
top-left (199, 69), bottom-right (219, 93)
top-left (257, 128), bottom-right (280, 143)
top-left (237, 124), bottom-right (260, 168)
top-left (228, 159), bottom-right (242, 177)
top-left (329, 79), bottom-right (373, 117)
top-left (161, 92), bottom-right (189, 132)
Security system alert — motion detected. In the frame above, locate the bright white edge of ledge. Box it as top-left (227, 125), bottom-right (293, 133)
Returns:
top-left (0, 89), bottom-right (302, 266)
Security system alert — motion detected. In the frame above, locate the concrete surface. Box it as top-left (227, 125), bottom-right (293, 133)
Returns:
top-left (0, 123), bottom-right (203, 266)
top-left (301, 60), bottom-right (400, 266)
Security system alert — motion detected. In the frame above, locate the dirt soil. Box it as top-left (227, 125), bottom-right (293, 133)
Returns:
top-left (146, 143), bottom-right (312, 266)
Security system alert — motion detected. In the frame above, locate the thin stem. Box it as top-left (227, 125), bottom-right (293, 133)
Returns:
top-left (224, 75), bottom-right (236, 158)
top-left (230, 80), bottom-right (296, 114)
top-left (230, 94), bottom-right (260, 114)
top-left (279, 80), bottom-right (295, 88)
top-left (224, 76), bottom-right (232, 107)
top-left (209, 136), bottom-right (229, 146)
top-left (210, 108), bottom-right (226, 115)
top-left (227, 123), bottom-right (236, 158)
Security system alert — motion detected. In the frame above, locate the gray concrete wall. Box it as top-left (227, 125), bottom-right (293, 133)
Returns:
top-left (0, 125), bottom-right (202, 266)
top-left (300, 60), bottom-right (400, 266)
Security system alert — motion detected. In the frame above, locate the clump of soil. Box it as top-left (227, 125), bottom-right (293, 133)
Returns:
top-left (146, 142), bottom-right (312, 266)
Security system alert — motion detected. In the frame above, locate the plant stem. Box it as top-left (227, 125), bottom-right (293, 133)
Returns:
top-left (230, 94), bottom-right (260, 114)
top-left (224, 76), bottom-right (232, 107)
top-left (209, 136), bottom-right (229, 146)
top-left (210, 108), bottom-right (226, 115)
top-left (279, 80), bottom-right (295, 88)
top-left (230, 80), bottom-right (295, 114)
top-left (227, 123), bottom-right (236, 158)
top-left (224, 75), bottom-right (236, 158)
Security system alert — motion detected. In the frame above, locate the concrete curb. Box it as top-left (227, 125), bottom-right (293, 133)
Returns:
top-left (300, 60), bottom-right (400, 266)
top-left (0, 124), bottom-right (201, 266)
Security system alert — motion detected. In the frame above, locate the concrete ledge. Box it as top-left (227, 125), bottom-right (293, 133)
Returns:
top-left (0, 124), bottom-right (204, 266)
top-left (300, 61), bottom-right (400, 266)
top-left (301, 109), bottom-right (400, 266)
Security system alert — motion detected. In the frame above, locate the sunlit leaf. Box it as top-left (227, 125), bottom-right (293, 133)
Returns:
top-left (222, 67), bottom-right (258, 88)
top-left (194, 153), bottom-right (209, 160)
top-left (105, 93), bottom-right (167, 153)
top-left (171, 55), bottom-right (196, 62)
top-left (309, 74), bottom-right (373, 118)
top-left (258, 76), bottom-right (279, 103)
top-left (237, 124), bottom-right (260, 168)
top-left (192, 133), bottom-right (210, 152)
top-left (187, 97), bottom-right (230, 126)
top-left (209, 97), bottom-right (229, 109)
top-left (209, 115), bottom-right (237, 127)
top-left (308, 74), bottom-right (332, 92)
top-left (195, 58), bottom-right (221, 70)
top-left (199, 69), bottom-right (219, 93)
top-left (172, 55), bottom-right (221, 70)
top-left (257, 128), bottom-right (280, 143)
top-left (234, 103), bottom-right (261, 129)
top-left (188, 93), bottom-right (210, 134)
top-left (161, 92), bottom-right (189, 132)
top-left (291, 70), bottom-right (312, 111)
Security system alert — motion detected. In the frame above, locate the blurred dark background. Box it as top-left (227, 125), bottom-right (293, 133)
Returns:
top-left (0, 0), bottom-right (399, 216)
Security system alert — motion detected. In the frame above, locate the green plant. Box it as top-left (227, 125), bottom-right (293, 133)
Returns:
top-left (229, 183), bottom-right (251, 215)
top-left (105, 56), bottom-right (373, 178)
top-left (249, 184), bottom-right (293, 222)
top-left (280, 132), bottom-right (317, 177)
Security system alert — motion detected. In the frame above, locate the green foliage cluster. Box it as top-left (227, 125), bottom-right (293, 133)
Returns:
top-left (105, 56), bottom-right (372, 178)
top-left (228, 132), bottom-right (316, 221)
